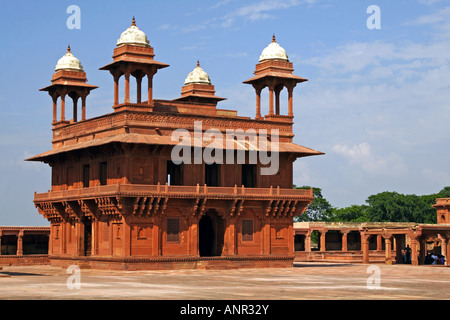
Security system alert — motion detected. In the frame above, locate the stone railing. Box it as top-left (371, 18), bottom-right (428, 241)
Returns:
top-left (34, 184), bottom-right (313, 202)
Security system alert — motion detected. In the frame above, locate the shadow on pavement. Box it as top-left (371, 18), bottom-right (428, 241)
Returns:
top-left (294, 263), bottom-right (354, 268)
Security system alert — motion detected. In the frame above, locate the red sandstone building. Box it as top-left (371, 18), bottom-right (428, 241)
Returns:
top-left (28, 19), bottom-right (323, 270)
top-left (293, 198), bottom-right (450, 266)
top-left (0, 226), bottom-right (49, 266)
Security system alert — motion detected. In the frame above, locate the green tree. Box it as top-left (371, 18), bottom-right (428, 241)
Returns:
top-left (364, 188), bottom-right (450, 224)
top-left (293, 185), bottom-right (334, 222)
top-left (328, 205), bottom-right (369, 222)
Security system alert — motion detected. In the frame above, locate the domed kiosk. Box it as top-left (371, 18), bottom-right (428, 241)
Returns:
top-left (100, 17), bottom-right (169, 109)
top-left (55, 46), bottom-right (84, 72)
top-left (259, 35), bottom-right (289, 62)
top-left (244, 35), bottom-right (307, 120)
top-left (174, 61), bottom-right (225, 106)
top-left (116, 17), bottom-right (150, 47)
top-left (40, 46), bottom-right (98, 124)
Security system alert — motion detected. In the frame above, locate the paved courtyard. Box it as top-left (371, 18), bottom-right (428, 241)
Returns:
top-left (0, 263), bottom-right (449, 300)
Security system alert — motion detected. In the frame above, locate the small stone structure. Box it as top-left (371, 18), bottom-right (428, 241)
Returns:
top-left (0, 226), bottom-right (50, 265)
top-left (294, 217), bottom-right (450, 266)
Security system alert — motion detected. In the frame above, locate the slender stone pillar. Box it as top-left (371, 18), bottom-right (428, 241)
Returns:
top-left (255, 87), bottom-right (262, 119)
top-left (320, 230), bottom-right (327, 252)
top-left (361, 234), bottom-right (370, 264)
top-left (81, 95), bottom-right (87, 121)
top-left (288, 86), bottom-right (294, 117)
top-left (446, 240), bottom-right (450, 266)
top-left (52, 96), bottom-right (58, 123)
top-left (411, 238), bottom-right (419, 266)
top-left (384, 235), bottom-right (393, 265)
top-left (60, 94), bottom-right (66, 121)
top-left (124, 73), bottom-right (130, 103)
top-left (305, 232), bottom-right (311, 252)
top-left (377, 234), bottom-right (383, 251)
top-left (148, 73), bottom-right (154, 105)
top-left (113, 75), bottom-right (120, 106)
top-left (268, 86), bottom-right (274, 116)
top-left (341, 231), bottom-right (348, 252)
top-left (73, 98), bottom-right (78, 122)
top-left (17, 231), bottom-right (24, 256)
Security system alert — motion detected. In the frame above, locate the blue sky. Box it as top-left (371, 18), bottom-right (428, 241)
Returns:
top-left (0, 0), bottom-right (449, 226)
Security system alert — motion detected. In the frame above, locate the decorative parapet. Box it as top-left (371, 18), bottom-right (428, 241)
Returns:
top-left (34, 184), bottom-right (313, 222)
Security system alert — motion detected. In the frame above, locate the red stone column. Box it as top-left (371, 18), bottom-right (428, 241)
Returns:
top-left (255, 87), bottom-right (262, 119)
top-left (81, 95), bottom-right (87, 121)
top-left (384, 235), bottom-right (393, 265)
top-left (148, 75), bottom-right (153, 105)
top-left (190, 217), bottom-right (199, 257)
top-left (361, 234), bottom-right (370, 264)
top-left (268, 86), bottom-right (274, 116)
top-left (287, 224), bottom-right (294, 254)
top-left (113, 75), bottom-right (120, 106)
top-left (123, 218), bottom-right (131, 257)
top-left (446, 240), bottom-right (450, 266)
top-left (320, 230), bottom-right (327, 252)
top-left (341, 231), bottom-right (348, 252)
top-left (124, 73), bottom-right (130, 103)
top-left (52, 96), bottom-right (58, 124)
top-left (411, 237), bottom-right (419, 266)
top-left (287, 84), bottom-right (295, 117)
top-left (229, 217), bottom-right (238, 255)
top-left (305, 232), bottom-right (311, 252)
top-left (17, 231), bottom-right (24, 256)
top-left (60, 94), bottom-right (66, 122)
top-left (377, 234), bottom-right (383, 251)
top-left (73, 98), bottom-right (78, 122)
top-left (152, 217), bottom-right (161, 256)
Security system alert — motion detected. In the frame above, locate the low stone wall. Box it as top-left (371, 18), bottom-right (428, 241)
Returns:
top-left (0, 255), bottom-right (50, 266)
top-left (49, 255), bottom-right (295, 270)
top-left (295, 251), bottom-right (387, 264)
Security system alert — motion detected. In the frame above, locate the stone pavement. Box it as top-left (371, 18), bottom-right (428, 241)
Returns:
top-left (0, 263), bottom-right (448, 300)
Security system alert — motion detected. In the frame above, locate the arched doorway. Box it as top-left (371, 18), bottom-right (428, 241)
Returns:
top-left (199, 211), bottom-right (224, 257)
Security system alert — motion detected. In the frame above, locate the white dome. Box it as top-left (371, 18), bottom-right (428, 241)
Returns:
top-left (184, 61), bottom-right (211, 85)
top-left (116, 17), bottom-right (150, 47)
top-left (55, 46), bottom-right (84, 72)
top-left (259, 36), bottom-right (289, 62)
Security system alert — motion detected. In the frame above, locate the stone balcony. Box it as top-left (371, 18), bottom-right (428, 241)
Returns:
top-left (35, 184), bottom-right (313, 202)
top-left (34, 184), bottom-right (313, 221)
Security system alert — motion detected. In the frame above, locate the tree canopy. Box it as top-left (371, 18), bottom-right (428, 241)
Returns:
top-left (293, 186), bottom-right (449, 224)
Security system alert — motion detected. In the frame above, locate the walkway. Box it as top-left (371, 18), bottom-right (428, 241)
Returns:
top-left (0, 263), bottom-right (449, 300)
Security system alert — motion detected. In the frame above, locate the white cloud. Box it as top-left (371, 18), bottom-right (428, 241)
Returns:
top-left (222, 0), bottom-right (315, 26)
top-left (332, 143), bottom-right (407, 176)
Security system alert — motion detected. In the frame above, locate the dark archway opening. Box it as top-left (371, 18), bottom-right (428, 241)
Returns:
top-left (199, 211), bottom-right (224, 257)
top-left (83, 218), bottom-right (92, 256)
top-left (23, 235), bottom-right (49, 255)
top-left (1, 235), bottom-right (18, 255)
